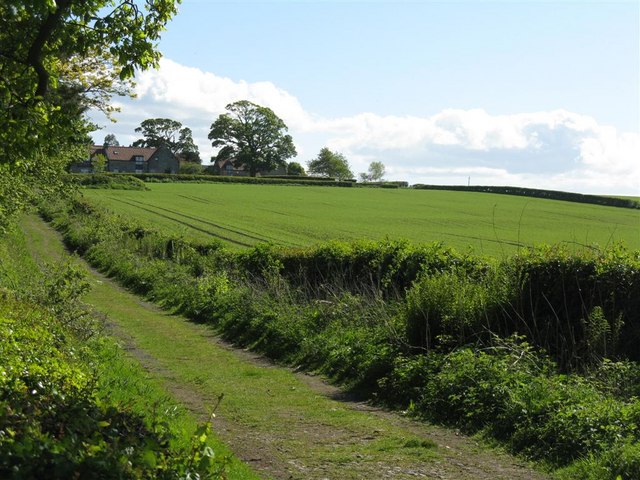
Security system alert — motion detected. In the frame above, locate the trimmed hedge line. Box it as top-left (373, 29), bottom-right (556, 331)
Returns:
top-left (127, 173), bottom-right (355, 187)
top-left (412, 184), bottom-right (640, 209)
top-left (358, 181), bottom-right (409, 188)
top-left (259, 175), bottom-right (337, 182)
top-left (66, 173), bottom-right (148, 190)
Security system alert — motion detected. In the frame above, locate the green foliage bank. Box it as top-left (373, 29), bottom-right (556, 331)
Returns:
top-left (42, 194), bottom-right (640, 479)
top-left (0, 223), bottom-right (232, 478)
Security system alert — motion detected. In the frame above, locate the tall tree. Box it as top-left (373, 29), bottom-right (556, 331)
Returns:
top-left (287, 162), bottom-right (306, 176)
top-left (0, 0), bottom-right (179, 231)
top-left (307, 148), bottom-right (354, 180)
top-left (133, 118), bottom-right (201, 163)
top-left (359, 161), bottom-right (386, 182)
top-left (103, 134), bottom-right (120, 147)
top-left (208, 100), bottom-right (297, 177)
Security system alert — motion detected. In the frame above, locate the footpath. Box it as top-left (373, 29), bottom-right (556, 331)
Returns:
top-left (23, 215), bottom-right (548, 480)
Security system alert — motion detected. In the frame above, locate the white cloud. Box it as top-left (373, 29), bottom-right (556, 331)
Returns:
top-left (135, 59), bottom-right (312, 128)
top-left (91, 59), bottom-right (640, 195)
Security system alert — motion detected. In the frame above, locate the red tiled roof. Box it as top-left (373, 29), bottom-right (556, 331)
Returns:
top-left (91, 145), bottom-right (158, 162)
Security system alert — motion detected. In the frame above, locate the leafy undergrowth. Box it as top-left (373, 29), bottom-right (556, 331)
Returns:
top-left (0, 225), bottom-right (232, 479)
top-left (40, 193), bottom-right (640, 479)
top-left (67, 173), bottom-right (149, 190)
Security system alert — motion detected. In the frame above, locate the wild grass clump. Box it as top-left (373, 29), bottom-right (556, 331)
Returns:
top-left (404, 266), bottom-right (510, 350)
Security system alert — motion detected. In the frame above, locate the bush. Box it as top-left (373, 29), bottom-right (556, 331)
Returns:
top-left (67, 173), bottom-right (148, 190)
top-left (404, 267), bottom-right (509, 350)
top-left (381, 339), bottom-right (640, 469)
top-left (504, 245), bottom-right (640, 369)
top-left (0, 294), bottom-right (228, 479)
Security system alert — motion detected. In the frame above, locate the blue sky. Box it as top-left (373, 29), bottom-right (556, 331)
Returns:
top-left (92, 0), bottom-right (640, 194)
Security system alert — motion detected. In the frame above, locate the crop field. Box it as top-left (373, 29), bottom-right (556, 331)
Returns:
top-left (83, 183), bottom-right (640, 256)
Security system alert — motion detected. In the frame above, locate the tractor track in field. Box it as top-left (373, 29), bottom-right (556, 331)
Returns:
top-left (23, 215), bottom-right (549, 480)
top-left (105, 196), bottom-right (257, 246)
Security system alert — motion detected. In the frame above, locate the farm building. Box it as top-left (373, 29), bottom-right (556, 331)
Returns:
top-left (70, 145), bottom-right (180, 174)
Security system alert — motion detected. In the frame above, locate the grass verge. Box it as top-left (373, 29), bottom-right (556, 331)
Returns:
top-left (0, 216), bottom-right (254, 479)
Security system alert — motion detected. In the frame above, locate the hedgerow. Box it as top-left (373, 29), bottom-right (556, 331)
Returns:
top-left (39, 192), bottom-right (640, 478)
top-left (412, 184), bottom-right (640, 209)
top-left (108, 172), bottom-right (355, 187)
top-left (66, 173), bottom-right (148, 190)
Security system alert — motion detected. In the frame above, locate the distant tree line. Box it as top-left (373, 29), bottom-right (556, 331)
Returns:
top-left (103, 100), bottom-right (386, 180)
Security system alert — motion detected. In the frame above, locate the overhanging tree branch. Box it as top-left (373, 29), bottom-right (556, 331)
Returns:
top-left (26, 0), bottom-right (73, 98)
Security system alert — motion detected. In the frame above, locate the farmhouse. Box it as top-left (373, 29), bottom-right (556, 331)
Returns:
top-left (70, 145), bottom-right (180, 174)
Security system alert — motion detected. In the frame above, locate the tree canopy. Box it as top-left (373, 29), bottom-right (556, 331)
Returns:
top-left (359, 161), bottom-right (386, 182)
top-left (0, 0), bottom-right (179, 231)
top-left (208, 100), bottom-right (297, 177)
top-left (133, 118), bottom-right (201, 163)
top-left (307, 148), bottom-right (354, 180)
top-left (287, 162), bottom-right (306, 176)
top-left (103, 134), bottom-right (120, 147)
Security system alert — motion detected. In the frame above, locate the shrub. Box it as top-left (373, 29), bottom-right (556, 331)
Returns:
top-left (0, 294), bottom-right (228, 479)
top-left (404, 267), bottom-right (509, 350)
top-left (67, 173), bottom-right (148, 190)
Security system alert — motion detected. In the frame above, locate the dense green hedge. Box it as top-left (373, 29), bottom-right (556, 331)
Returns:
top-left (66, 173), bottom-right (148, 190)
top-left (43, 195), bottom-right (640, 367)
top-left (412, 184), bottom-right (640, 209)
top-left (358, 181), bottom-right (409, 188)
top-left (259, 174), bottom-right (337, 182)
top-left (120, 172), bottom-right (356, 187)
top-left (40, 194), bottom-right (640, 478)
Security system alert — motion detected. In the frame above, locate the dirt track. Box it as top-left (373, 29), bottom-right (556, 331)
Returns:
top-left (24, 215), bottom-right (549, 480)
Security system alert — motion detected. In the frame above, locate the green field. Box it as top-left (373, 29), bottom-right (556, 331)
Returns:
top-left (83, 183), bottom-right (640, 256)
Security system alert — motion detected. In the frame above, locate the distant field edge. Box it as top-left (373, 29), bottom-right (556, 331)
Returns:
top-left (67, 172), bottom-right (356, 187)
top-left (412, 184), bottom-right (640, 210)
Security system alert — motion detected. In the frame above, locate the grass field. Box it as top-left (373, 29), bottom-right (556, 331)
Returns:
top-left (83, 183), bottom-right (640, 256)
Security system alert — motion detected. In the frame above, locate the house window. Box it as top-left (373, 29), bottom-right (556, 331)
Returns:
top-left (134, 155), bottom-right (144, 174)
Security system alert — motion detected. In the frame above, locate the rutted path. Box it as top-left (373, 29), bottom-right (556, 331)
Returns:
top-left (23, 215), bottom-right (548, 480)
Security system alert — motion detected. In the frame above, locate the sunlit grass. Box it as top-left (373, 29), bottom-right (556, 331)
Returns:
top-left (84, 183), bottom-right (640, 256)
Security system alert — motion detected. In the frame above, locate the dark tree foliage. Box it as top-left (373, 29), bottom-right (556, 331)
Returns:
top-left (0, 0), bottom-right (179, 230)
top-left (133, 118), bottom-right (201, 163)
top-left (307, 148), bottom-right (354, 180)
top-left (208, 100), bottom-right (297, 177)
top-left (103, 134), bottom-right (120, 147)
top-left (287, 161), bottom-right (306, 176)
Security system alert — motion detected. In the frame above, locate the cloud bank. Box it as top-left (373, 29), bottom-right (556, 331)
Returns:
top-left (94, 59), bottom-right (639, 195)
